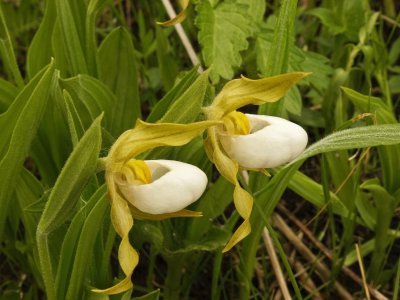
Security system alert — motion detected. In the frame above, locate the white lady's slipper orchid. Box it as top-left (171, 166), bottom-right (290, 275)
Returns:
top-left (93, 119), bottom-right (218, 295)
top-left (219, 114), bottom-right (308, 169)
top-left (118, 159), bottom-right (207, 214)
top-left (203, 72), bottom-right (310, 252)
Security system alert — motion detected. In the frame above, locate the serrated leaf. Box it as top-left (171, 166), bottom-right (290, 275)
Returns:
top-left (196, 0), bottom-right (253, 83)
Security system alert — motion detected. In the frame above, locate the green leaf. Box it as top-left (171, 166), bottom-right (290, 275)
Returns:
top-left (308, 8), bottom-right (345, 35)
top-left (131, 289), bottom-right (160, 300)
top-left (63, 90), bottom-right (85, 147)
top-left (264, 0), bottom-right (297, 76)
top-left (66, 187), bottom-right (108, 300)
top-left (283, 85), bottom-right (301, 116)
top-left (146, 66), bottom-right (199, 122)
top-left (160, 69), bottom-right (210, 123)
top-left (167, 227), bottom-right (229, 254)
top-left (257, 0), bottom-right (298, 116)
top-left (37, 114), bottom-right (102, 300)
top-left (187, 177), bottom-right (233, 240)
top-left (196, 0), bottom-right (253, 83)
top-left (37, 114), bottom-right (103, 234)
top-left (0, 61), bottom-right (56, 238)
top-left (98, 27), bottom-right (140, 136)
top-left (15, 168), bottom-right (44, 285)
top-left (0, 78), bottom-right (18, 112)
top-left (244, 0), bottom-right (266, 23)
top-left (343, 87), bottom-right (400, 192)
top-left (342, 87), bottom-right (396, 123)
top-left (133, 222), bottom-right (164, 253)
top-left (288, 171), bottom-right (348, 216)
top-left (360, 182), bottom-right (396, 281)
top-left (156, 27), bottom-right (178, 91)
top-left (85, 0), bottom-right (108, 76)
top-left (26, 0), bottom-right (56, 78)
top-left (60, 75), bottom-right (115, 133)
top-left (54, 0), bottom-right (88, 75)
top-left (16, 169), bottom-right (44, 242)
top-left (0, 5), bottom-right (24, 87)
top-left (292, 124), bottom-right (400, 163)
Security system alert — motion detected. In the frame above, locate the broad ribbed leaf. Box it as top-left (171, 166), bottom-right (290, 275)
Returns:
top-left (37, 115), bottom-right (102, 299)
top-left (26, 0), bottom-right (56, 78)
top-left (147, 66), bottom-right (198, 122)
top-left (0, 61), bottom-right (56, 238)
top-left (0, 6), bottom-right (24, 87)
top-left (54, 0), bottom-right (87, 75)
top-left (66, 193), bottom-right (107, 300)
top-left (196, 0), bottom-right (253, 83)
top-left (0, 78), bottom-right (18, 112)
top-left (37, 114), bottom-right (102, 234)
top-left (160, 69), bottom-right (210, 123)
top-left (98, 27), bottom-right (140, 136)
top-left (60, 75), bottom-right (115, 133)
top-left (292, 124), bottom-right (400, 163)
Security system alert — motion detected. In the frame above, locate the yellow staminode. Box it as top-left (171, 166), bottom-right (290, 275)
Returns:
top-left (123, 159), bottom-right (152, 185)
top-left (222, 111), bottom-right (250, 136)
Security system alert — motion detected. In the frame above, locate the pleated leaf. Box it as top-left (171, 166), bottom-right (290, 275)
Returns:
top-left (292, 124), bottom-right (400, 163)
top-left (98, 27), bottom-right (140, 136)
top-left (0, 61), bottom-right (56, 238)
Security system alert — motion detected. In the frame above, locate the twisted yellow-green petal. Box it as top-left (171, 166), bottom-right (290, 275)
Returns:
top-left (205, 72), bottom-right (310, 119)
top-left (92, 175), bottom-right (139, 294)
top-left (203, 73), bottom-right (310, 251)
top-left (107, 119), bottom-right (219, 167)
top-left (157, 0), bottom-right (189, 26)
top-left (95, 119), bottom-right (219, 293)
top-left (205, 126), bottom-right (253, 252)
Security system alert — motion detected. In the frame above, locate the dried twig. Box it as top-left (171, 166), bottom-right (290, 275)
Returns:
top-left (277, 204), bottom-right (389, 300)
top-left (356, 243), bottom-right (371, 300)
top-left (272, 214), bottom-right (353, 300)
top-left (262, 227), bottom-right (292, 300)
top-left (160, 0), bottom-right (203, 71)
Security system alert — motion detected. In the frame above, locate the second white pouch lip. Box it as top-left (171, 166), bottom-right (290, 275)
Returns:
top-left (219, 114), bottom-right (308, 169)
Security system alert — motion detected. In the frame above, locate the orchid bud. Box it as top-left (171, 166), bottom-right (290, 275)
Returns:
top-left (117, 160), bottom-right (207, 214)
top-left (219, 114), bottom-right (308, 169)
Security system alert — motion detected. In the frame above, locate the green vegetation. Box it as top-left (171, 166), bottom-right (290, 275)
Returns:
top-left (1, 0), bottom-right (400, 299)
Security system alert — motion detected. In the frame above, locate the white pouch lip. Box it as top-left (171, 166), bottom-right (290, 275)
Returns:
top-left (220, 114), bottom-right (308, 169)
top-left (118, 160), bottom-right (208, 214)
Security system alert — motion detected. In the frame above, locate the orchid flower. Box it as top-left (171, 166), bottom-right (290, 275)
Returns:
top-left (203, 72), bottom-right (309, 252)
top-left (93, 119), bottom-right (217, 294)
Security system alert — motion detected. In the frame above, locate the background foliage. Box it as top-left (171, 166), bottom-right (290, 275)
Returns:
top-left (1, 0), bottom-right (400, 299)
